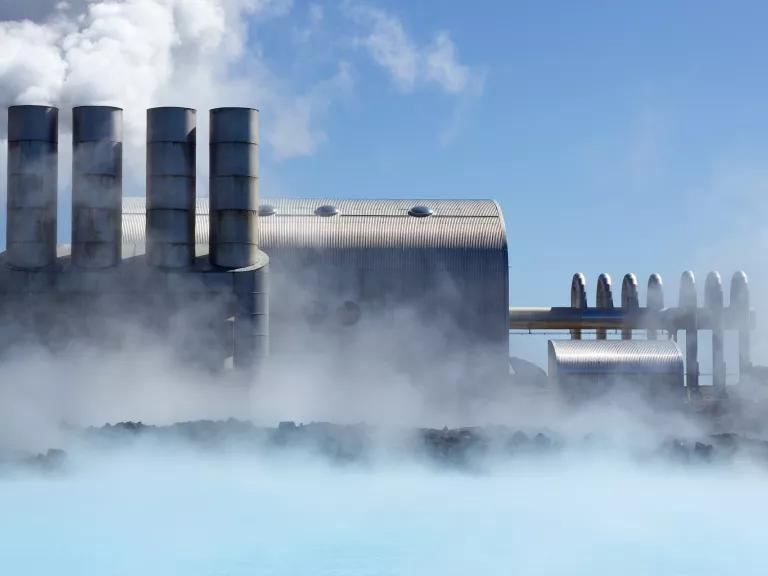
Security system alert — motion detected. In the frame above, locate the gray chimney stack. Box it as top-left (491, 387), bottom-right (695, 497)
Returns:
top-left (146, 107), bottom-right (196, 268)
top-left (209, 107), bottom-right (260, 269)
top-left (6, 105), bottom-right (58, 270)
top-left (72, 106), bottom-right (123, 268)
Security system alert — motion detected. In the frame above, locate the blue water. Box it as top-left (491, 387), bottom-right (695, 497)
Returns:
top-left (1, 450), bottom-right (766, 576)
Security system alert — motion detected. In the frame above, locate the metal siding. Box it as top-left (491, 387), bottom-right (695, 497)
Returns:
top-left (122, 197), bottom-right (505, 249)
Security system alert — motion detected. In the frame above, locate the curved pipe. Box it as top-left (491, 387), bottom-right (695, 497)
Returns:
top-left (647, 273), bottom-right (664, 340)
top-left (595, 273), bottom-right (613, 340)
top-left (621, 273), bottom-right (639, 340)
top-left (570, 273), bottom-right (587, 340)
top-left (706, 271), bottom-right (726, 396)
top-left (679, 271), bottom-right (699, 394)
top-left (731, 271), bottom-right (751, 377)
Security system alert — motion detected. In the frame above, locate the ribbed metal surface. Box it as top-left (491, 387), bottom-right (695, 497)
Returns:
top-left (549, 340), bottom-right (684, 375)
top-left (6, 105), bottom-right (58, 270)
top-left (123, 197), bottom-right (505, 249)
top-left (146, 107), bottom-right (196, 269)
top-left (72, 106), bottom-right (123, 268)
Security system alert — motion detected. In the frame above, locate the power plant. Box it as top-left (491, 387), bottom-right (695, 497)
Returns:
top-left (0, 105), bottom-right (757, 403)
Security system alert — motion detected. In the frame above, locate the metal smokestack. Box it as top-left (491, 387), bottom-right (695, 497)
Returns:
top-left (146, 107), bottom-right (196, 268)
top-left (6, 105), bottom-right (58, 270)
top-left (209, 107), bottom-right (260, 269)
top-left (72, 106), bottom-right (123, 268)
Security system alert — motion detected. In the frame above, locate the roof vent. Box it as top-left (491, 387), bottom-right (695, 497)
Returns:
top-left (315, 204), bottom-right (339, 217)
top-left (259, 204), bottom-right (277, 217)
top-left (408, 205), bottom-right (433, 218)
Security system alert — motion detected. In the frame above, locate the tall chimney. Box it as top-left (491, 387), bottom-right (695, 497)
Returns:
top-left (72, 106), bottom-right (123, 268)
top-left (6, 105), bottom-right (58, 269)
top-left (209, 107), bottom-right (259, 269)
top-left (146, 107), bottom-right (196, 268)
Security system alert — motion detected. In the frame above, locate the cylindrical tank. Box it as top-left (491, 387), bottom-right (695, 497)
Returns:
top-left (209, 107), bottom-right (260, 269)
top-left (146, 107), bottom-right (196, 268)
top-left (72, 106), bottom-right (123, 268)
top-left (6, 105), bottom-right (58, 270)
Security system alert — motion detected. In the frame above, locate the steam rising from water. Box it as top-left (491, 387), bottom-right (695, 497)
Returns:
top-left (1, 317), bottom-right (766, 575)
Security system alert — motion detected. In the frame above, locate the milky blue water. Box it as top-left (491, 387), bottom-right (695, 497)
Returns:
top-left (1, 449), bottom-right (766, 576)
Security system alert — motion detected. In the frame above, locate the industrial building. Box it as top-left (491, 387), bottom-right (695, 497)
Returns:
top-left (0, 104), bottom-right (757, 400)
top-left (0, 105), bottom-right (509, 382)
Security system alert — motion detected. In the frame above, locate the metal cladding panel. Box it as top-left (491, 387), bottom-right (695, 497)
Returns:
top-left (147, 107), bottom-right (196, 143)
top-left (6, 106), bottom-right (58, 270)
top-left (209, 108), bottom-right (259, 143)
top-left (548, 340), bottom-right (684, 376)
top-left (8, 105), bottom-right (58, 142)
top-left (73, 106), bottom-right (123, 142)
top-left (72, 106), bottom-right (123, 269)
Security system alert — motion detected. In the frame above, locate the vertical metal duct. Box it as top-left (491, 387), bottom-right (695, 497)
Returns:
top-left (72, 106), bottom-right (123, 268)
top-left (209, 107), bottom-right (259, 269)
top-left (147, 107), bottom-right (196, 268)
top-left (646, 273), bottom-right (664, 340)
top-left (705, 271), bottom-right (726, 397)
top-left (209, 107), bottom-right (269, 368)
top-left (570, 273), bottom-right (587, 340)
top-left (621, 273), bottom-right (639, 340)
top-left (595, 273), bottom-right (613, 340)
top-left (730, 271), bottom-right (751, 380)
top-left (6, 105), bottom-right (58, 269)
top-left (679, 271), bottom-right (699, 394)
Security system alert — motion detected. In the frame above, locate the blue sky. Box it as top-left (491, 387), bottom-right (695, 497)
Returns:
top-left (253, 1), bottom-right (768, 310)
top-left (245, 0), bottom-right (768, 367)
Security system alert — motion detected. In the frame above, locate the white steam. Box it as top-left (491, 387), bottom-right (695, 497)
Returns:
top-left (0, 0), bottom-right (344, 159)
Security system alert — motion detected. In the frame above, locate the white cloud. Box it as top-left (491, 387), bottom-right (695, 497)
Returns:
top-left (425, 31), bottom-right (469, 94)
top-left (349, 4), bottom-right (471, 94)
top-left (0, 0), bottom-right (337, 161)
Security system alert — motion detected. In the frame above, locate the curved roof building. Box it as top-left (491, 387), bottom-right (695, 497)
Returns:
top-left (122, 197), bottom-right (510, 375)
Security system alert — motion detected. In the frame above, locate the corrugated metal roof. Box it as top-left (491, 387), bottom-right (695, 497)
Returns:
top-left (548, 340), bottom-right (684, 375)
top-left (122, 197), bottom-right (502, 217)
top-left (121, 197), bottom-right (507, 253)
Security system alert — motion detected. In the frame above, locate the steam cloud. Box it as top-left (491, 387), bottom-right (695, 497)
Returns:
top-left (0, 0), bottom-right (341, 159)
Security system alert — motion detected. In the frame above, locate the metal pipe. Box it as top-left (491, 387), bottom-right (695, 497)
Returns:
top-left (209, 107), bottom-right (260, 269)
top-left (679, 271), bottom-right (698, 394)
top-left (508, 305), bottom-right (751, 331)
top-left (233, 261), bottom-right (270, 368)
top-left (705, 271), bottom-right (726, 397)
top-left (570, 273), bottom-right (587, 340)
top-left (72, 106), bottom-right (123, 268)
top-left (595, 273), bottom-right (613, 340)
top-left (730, 271), bottom-right (751, 380)
top-left (6, 105), bottom-right (58, 270)
top-left (147, 107), bottom-right (196, 268)
top-left (621, 273), bottom-right (639, 340)
top-left (209, 108), bottom-right (269, 369)
top-left (647, 273), bottom-right (664, 340)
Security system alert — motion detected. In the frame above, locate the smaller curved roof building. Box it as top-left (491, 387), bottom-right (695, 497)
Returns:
top-left (548, 340), bottom-right (684, 401)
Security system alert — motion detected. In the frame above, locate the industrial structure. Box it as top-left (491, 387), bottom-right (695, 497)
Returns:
top-left (511, 271), bottom-right (754, 399)
top-left (1, 105), bottom-right (267, 369)
top-left (0, 104), bottom-right (757, 401)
